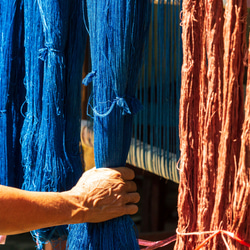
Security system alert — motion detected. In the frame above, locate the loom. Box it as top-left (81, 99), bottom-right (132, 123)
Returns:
top-left (73, 1), bottom-right (181, 249)
top-left (81, 0), bottom-right (182, 184)
top-left (2, 0), bottom-right (250, 249)
top-left (128, 0), bottom-right (181, 183)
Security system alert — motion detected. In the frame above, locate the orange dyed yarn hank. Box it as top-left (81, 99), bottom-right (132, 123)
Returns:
top-left (175, 0), bottom-right (249, 249)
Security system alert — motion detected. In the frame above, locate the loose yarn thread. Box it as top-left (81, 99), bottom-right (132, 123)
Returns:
top-left (176, 229), bottom-right (250, 250)
top-left (175, 0), bottom-right (248, 249)
top-left (138, 229), bottom-right (250, 250)
top-left (21, 0), bottom-right (86, 247)
top-left (67, 0), bottom-right (151, 249)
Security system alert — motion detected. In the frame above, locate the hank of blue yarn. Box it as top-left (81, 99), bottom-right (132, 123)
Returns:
top-left (64, 0), bottom-right (87, 188)
top-left (21, 0), bottom-right (86, 248)
top-left (67, 0), bottom-right (151, 249)
top-left (67, 216), bottom-right (139, 249)
top-left (0, 0), bottom-right (25, 188)
top-left (21, 0), bottom-right (44, 191)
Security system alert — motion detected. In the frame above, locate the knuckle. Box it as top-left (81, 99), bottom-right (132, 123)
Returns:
top-left (115, 182), bottom-right (126, 192)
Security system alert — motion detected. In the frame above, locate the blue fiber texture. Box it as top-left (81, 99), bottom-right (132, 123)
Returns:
top-left (67, 0), bottom-right (151, 249)
top-left (21, 0), bottom-right (86, 247)
top-left (0, 1), bottom-right (25, 188)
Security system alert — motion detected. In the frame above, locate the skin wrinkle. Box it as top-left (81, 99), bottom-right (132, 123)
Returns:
top-left (67, 167), bottom-right (140, 224)
top-left (0, 167), bottom-right (140, 235)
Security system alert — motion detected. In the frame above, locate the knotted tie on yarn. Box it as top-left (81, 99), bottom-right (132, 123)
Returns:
top-left (38, 45), bottom-right (65, 67)
top-left (67, 0), bottom-right (151, 249)
top-left (22, 0), bottom-right (86, 248)
top-left (84, 71), bottom-right (143, 117)
top-left (87, 94), bottom-right (143, 118)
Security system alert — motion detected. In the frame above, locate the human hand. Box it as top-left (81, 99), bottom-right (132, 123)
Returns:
top-left (67, 167), bottom-right (140, 223)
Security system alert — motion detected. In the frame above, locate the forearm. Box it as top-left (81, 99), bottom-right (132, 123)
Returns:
top-left (0, 185), bottom-right (85, 235)
top-left (0, 167), bottom-right (139, 235)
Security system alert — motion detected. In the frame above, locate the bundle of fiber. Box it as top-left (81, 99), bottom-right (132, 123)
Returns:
top-left (67, 0), bottom-right (151, 249)
top-left (63, 0), bottom-right (86, 190)
top-left (229, 34), bottom-right (250, 250)
top-left (210, 0), bottom-right (246, 247)
top-left (21, 0), bottom-right (86, 247)
top-left (175, 0), bottom-right (248, 249)
top-left (196, 0), bottom-right (223, 246)
top-left (21, 0), bottom-right (44, 189)
top-left (0, 0), bottom-right (25, 188)
top-left (174, 0), bottom-right (203, 248)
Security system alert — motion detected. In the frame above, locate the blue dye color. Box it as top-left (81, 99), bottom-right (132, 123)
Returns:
top-left (0, 0), bottom-right (25, 188)
top-left (129, 0), bottom-right (183, 183)
top-left (21, 0), bottom-right (87, 247)
top-left (67, 0), bottom-right (151, 249)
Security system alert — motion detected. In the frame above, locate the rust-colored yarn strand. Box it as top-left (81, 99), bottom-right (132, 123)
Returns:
top-left (210, 2), bottom-right (246, 247)
top-left (174, 0), bottom-right (202, 249)
top-left (175, 0), bottom-right (248, 249)
top-left (197, 0), bottom-right (223, 248)
top-left (229, 33), bottom-right (250, 250)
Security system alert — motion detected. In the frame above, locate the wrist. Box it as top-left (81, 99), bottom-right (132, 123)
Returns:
top-left (60, 190), bottom-right (89, 225)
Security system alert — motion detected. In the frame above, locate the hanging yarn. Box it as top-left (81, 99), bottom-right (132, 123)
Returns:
top-left (67, 0), bottom-right (151, 249)
top-left (175, 0), bottom-right (248, 249)
top-left (196, 0), bottom-right (223, 247)
top-left (33, 0), bottom-right (71, 191)
top-left (21, 0), bottom-right (86, 247)
top-left (63, 0), bottom-right (86, 191)
top-left (229, 29), bottom-right (250, 250)
top-left (0, 2), bottom-right (25, 245)
top-left (21, 0), bottom-right (44, 189)
top-left (0, 0), bottom-right (25, 188)
top-left (210, 0), bottom-right (246, 248)
top-left (22, 0), bottom-right (69, 245)
top-left (174, 0), bottom-right (203, 248)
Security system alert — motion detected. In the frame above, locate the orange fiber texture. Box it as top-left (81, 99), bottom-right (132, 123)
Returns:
top-left (175, 0), bottom-right (249, 249)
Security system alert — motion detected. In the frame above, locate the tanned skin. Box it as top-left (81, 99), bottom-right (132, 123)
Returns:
top-left (0, 167), bottom-right (140, 235)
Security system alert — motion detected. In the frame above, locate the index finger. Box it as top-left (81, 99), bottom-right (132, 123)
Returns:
top-left (113, 167), bottom-right (135, 181)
